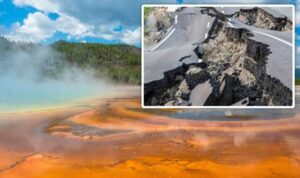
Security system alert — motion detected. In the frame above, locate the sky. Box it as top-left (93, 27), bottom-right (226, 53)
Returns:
top-left (0, 0), bottom-right (299, 65)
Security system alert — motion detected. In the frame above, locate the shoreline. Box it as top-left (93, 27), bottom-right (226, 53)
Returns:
top-left (0, 85), bottom-right (140, 115)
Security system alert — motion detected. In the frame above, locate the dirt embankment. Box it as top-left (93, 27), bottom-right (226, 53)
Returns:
top-left (144, 7), bottom-right (173, 48)
top-left (236, 7), bottom-right (292, 32)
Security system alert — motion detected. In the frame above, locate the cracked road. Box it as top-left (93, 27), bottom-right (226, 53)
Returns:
top-left (144, 7), bottom-right (213, 83)
top-left (144, 6), bottom-right (293, 87)
top-left (220, 6), bottom-right (294, 90)
top-left (143, 6), bottom-right (294, 106)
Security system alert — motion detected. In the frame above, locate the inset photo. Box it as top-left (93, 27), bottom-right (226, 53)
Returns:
top-left (142, 5), bottom-right (295, 108)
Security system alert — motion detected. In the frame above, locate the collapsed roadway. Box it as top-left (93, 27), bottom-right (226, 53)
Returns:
top-left (143, 6), bottom-right (293, 107)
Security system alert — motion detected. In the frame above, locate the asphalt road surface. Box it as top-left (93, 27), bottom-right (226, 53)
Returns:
top-left (144, 7), bottom-right (213, 83)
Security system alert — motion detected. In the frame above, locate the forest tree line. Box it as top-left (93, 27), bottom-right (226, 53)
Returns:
top-left (0, 37), bottom-right (141, 84)
top-left (52, 41), bottom-right (141, 84)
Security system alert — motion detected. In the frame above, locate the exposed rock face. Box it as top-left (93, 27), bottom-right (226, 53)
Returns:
top-left (185, 66), bottom-right (210, 89)
top-left (262, 75), bottom-right (292, 106)
top-left (176, 79), bottom-right (191, 101)
top-left (245, 39), bottom-right (271, 61)
top-left (201, 21), bottom-right (292, 106)
top-left (236, 7), bottom-right (292, 32)
top-left (202, 25), bottom-right (257, 93)
top-left (144, 63), bottom-right (207, 106)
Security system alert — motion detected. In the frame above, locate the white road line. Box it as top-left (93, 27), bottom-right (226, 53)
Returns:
top-left (150, 28), bottom-right (176, 52)
top-left (175, 15), bottom-right (178, 24)
top-left (228, 22), bottom-right (234, 27)
top-left (207, 22), bottom-right (210, 28)
top-left (227, 22), bottom-right (293, 47)
top-left (204, 33), bottom-right (208, 39)
top-left (252, 30), bottom-right (293, 47)
top-left (222, 10), bottom-right (225, 13)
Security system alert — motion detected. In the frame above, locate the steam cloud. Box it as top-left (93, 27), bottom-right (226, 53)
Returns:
top-left (0, 39), bottom-right (112, 112)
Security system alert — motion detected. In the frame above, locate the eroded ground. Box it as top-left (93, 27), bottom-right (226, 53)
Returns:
top-left (0, 97), bottom-right (300, 178)
top-left (144, 7), bottom-right (293, 106)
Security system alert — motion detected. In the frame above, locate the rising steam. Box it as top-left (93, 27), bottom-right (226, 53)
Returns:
top-left (0, 38), bottom-right (113, 112)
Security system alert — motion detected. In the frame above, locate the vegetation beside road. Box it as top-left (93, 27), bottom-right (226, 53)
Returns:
top-left (144, 7), bottom-right (153, 20)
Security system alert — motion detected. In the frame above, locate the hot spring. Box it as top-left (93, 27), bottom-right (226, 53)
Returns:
top-left (0, 41), bottom-right (115, 113)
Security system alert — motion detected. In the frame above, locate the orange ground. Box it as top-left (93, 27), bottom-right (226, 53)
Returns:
top-left (0, 97), bottom-right (299, 178)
